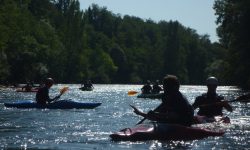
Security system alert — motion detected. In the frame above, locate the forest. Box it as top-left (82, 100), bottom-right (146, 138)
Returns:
top-left (0, 0), bottom-right (249, 88)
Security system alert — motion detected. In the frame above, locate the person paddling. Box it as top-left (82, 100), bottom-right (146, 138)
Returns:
top-left (36, 78), bottom-right (60, 105)
top-left (22, 82), bottom-right (32, 92)
top-left (131, 75), bottom-right (194, 126)
top-left (192, 77), bottom-right (233, 118)
top-left (152, 80), bottom-right (163, 94)
top-left (141, 80), bottom-right (152, 94)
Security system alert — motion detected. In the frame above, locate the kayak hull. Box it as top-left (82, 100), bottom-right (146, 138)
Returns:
top-left (193, 115), bottom-right (231, 124)
top-left (4, 100), bottom-right (101, 109)
top-left (110, 123), bottom-right (224, 141)
top-left (137, 93), bottom-right (163, 99)
top-left (79, 87), bottom-right (93, 91)
top-left (16, 89), bottom-right (38, 92)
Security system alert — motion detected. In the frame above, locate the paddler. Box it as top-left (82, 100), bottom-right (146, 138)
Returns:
top-left (151, 80), bottom-right (163, 94)
top-left (36, 78), bottom-right (60, 105)
top-left (141, 80), bottom-right (152, 94)
top-left (192, 76), bottom-right (233, 118)
top-left (131, 75), bottom-right (194, 126)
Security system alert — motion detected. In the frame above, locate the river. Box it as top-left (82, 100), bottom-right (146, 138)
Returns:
top-left (0, 84), bottom-right (249, 149)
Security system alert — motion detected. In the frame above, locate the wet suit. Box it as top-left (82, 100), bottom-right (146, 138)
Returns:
top-left (192, 93), bottom-right (224, 117)
top-left (148, 91), bottom-right (194, 126)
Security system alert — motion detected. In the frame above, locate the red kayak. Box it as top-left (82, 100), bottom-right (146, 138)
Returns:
top-left (193, 115), bottom-right (231, 124)
top-left (110, 123), bottom-right (224, 141)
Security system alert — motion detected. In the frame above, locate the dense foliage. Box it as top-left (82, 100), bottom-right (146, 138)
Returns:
top-left (214, 0), bottom-right (250, 88)
top-left (0, 0), bottom-right (228, 85)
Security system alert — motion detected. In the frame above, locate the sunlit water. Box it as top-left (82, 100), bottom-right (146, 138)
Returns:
top-left (0, 84), bottom-right (249, 149)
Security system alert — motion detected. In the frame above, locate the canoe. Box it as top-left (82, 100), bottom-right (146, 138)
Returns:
top-left (79, 87), bottom-right (93, 91)
top-left (137, 93), bottom-right (163, 99)
top-left (193, 115), bottom-right (231, 124)
top-left (16, 89), bottom-right (38, 92)
top-left (110, 123), bottom-right (224, 141)
top-left (4, 100), bottom-right (101, 109)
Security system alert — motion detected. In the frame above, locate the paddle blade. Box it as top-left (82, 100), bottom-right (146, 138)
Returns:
top-left (60, 87), bottom-right (69, 95)
top-left (128, 90), bottom-right (138, 96)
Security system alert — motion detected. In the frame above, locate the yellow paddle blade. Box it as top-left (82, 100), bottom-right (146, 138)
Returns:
top-left (60, 87), bottom-right (69, 95)
top-left (128, 90), bottom-right (138, 96)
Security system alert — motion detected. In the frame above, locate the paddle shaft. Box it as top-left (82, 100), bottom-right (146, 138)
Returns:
top-left (136, 103), bottom-right (163, 125)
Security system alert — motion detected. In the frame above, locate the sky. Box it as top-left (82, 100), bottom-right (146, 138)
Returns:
top-left (79, 0), bottom-right (218, 42)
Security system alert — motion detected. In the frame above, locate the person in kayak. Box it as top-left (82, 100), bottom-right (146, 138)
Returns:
top-left (192, 77), bottom-right (233, 118)
top-left (152, 80), bottom-right (163, 94)
top-left (22, 82), bottom-right (32, 92)
top-left (131, 75), bottom-right (194, 126)
top-left (36, 78), bottom-right (60, 105)
top-left (141, 80), bottom-right (152, 94)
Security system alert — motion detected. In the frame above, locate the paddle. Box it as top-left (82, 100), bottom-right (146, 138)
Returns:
top-left (128, 90), bottom-right (139, 96)
top-left (200, 96), bottom-right (250, 108)
top-left (51, 86), bottom-right (69, 102)
top-left (131, 103), bottom-right (163, 125)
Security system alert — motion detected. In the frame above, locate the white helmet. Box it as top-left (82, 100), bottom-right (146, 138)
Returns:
top-left (206, 76), bottom-right (218, 85)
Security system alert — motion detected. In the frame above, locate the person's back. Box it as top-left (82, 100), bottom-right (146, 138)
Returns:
top-left (152, 81), bottom-right (162, 94)
top-left (141, 80), bottom-right (152, 94)
top-left (157, 79), bottom-right (193, 126)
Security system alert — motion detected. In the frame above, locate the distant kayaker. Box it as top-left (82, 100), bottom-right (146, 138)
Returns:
top-left (81, 80), bottom-right (94, 89)
top-left (131, 75), bottom-right (194, 126)
top-left (141, 80), bottom-right (152, 94)
top-left (192, 77), bottom-right (233, 118)
top-left (22, 82), bottom-right (32, 92)
top-left (152, 80), bottom-right (163, 94)
top-left (36, 78), bottom-right (60, 105)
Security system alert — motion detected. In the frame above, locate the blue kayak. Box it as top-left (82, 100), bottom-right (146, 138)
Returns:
top-left (4, 100), bottom-right (101, 109)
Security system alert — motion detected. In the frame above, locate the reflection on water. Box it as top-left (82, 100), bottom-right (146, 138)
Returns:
top-left (0, 84), bottom-right (249, 149)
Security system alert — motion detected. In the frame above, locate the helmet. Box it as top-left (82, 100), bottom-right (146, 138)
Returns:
top-left (45, 78), bottom-right (54, 85)
top-left (206, 77), bottom-right (218, 85)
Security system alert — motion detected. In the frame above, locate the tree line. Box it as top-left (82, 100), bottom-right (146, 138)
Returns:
top-left (0, 0), bottom-right (249, 88)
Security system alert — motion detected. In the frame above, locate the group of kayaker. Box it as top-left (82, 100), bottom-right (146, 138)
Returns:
top-left (80, 80), bottom-right (94, 91)
top-left (131, 75), bottom-right (233, 127)
top-left (141, 80), bottom-right (163, 94)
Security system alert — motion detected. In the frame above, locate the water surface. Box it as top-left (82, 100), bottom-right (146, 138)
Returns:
top-left (0, 84), bottom-right (249, 149)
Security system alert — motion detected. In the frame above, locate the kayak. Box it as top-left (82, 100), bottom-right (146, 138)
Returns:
top-left (193, 115), bottom-right (231, 124)
top-left (4, 100), bottom-right (101, 109)
top-left (110, 123), bottom-right (224, 141)
top-left (79, 87), bottom-right (93, 91)
top-left (137, 93), bottom-right (163, 99)
top-left (16, 89), bottom-right (38, 92)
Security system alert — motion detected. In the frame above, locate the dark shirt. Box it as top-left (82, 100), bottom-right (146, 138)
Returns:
top-left (152, 84), bottom-right (162, 94)
top-left (152, 91), bottom-right (194, 126)
top-left (141, 84), bottom-right (152, 94)
top-left (36, 86), bottom-right (51, 105)
top-left (192, 93), bottom-right (224, 117)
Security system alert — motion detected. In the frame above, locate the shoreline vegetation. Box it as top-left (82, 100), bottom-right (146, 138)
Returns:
top-left (0, 0), bottom-right (249, 89)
